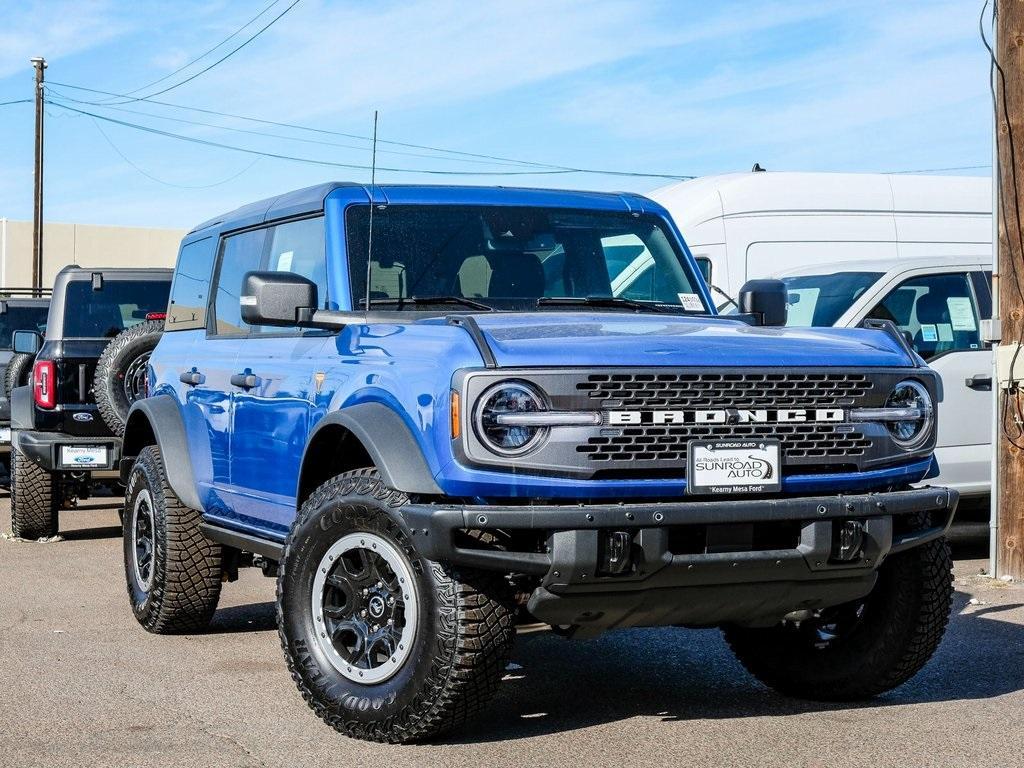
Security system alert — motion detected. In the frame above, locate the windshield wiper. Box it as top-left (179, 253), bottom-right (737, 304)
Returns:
top-left (362, 295), bottom-right (495, 311)
top-left (536, 296), bottom-right (681, 313)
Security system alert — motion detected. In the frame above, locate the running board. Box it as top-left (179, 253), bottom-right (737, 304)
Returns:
top-left (199, 523), bottom-right (284, 561)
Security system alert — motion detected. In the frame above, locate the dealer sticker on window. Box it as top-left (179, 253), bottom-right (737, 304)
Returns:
top-left (60, 445), bottom-right (108, 468)
top-left (0, 427), bottom-right (10, 444)
top-left (687, 440), bottom-right (781, 495)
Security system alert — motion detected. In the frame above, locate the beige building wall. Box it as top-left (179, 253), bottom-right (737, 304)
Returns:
top-left (0, 219), bottom-right (186, 288)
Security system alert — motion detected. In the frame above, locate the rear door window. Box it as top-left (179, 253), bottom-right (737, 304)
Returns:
top-left (63, 279), bottom-right (170, 338)
top-left (865, 272), bottom-right (982, 360)
top-left (167, 237), bottom-right (216, 331)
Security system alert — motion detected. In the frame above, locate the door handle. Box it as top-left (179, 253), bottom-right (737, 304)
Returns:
top-left (179, 370), bottom-right (205, 386)
top-left (230, 373), bottom-right (262, 390)
top-left (965, 375), bottom-right (992, 391)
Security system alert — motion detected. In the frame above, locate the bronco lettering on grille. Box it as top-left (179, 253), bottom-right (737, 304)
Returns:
top-left (607, 408), bottom-right (845, 426)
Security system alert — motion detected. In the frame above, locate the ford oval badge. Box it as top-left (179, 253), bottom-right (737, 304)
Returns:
top-left (73, 412), bottom-right (93, 422)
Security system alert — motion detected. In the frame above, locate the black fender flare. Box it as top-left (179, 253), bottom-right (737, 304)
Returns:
top-left (302, 403), bottom-right (443, 496)
top-left (121, 395), bottom-right (203, 511)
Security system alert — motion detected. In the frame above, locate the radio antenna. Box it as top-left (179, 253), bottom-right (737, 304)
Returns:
top-left (363, 110), bottom-right (378, 314)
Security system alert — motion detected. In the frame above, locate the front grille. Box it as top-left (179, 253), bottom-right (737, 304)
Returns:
top-left (573, 371), bottom-right (877, 473)
top-left (576, 371), bottom-right (873, 409)
top-left (577, 423), bottom-right (872, 464)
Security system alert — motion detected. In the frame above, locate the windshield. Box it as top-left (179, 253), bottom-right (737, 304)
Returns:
top-left (0, 305), bottom-right (48, 348)
top-left (345, 205), bottom-right (705, 312)
top-left (781, 271), bottom-right (884, 327)
top-left (63, 279), bottom-right (171, 338)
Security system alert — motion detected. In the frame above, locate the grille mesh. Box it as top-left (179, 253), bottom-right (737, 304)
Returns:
top-left (576, 371), bottom-right (873, 409)
top-left (574, 371), bottom-right (876, 469)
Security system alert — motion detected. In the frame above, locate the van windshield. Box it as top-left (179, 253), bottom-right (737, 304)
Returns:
top-left (345, 205), bottom-right (706, 313)
top-left (0, 305), bottom-right (48, 349)
top-left (781, 272), bottom-right (883, 327)
top-left (63, 279), bottom-right (171, 338)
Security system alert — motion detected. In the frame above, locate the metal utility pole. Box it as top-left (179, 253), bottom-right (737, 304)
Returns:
top-left (30, 56), bottom-right (46, 294)
top-left (995, 0), bottom-right (1024, 581)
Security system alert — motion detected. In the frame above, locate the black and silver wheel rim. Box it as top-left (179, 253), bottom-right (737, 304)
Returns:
top-left (123, 352), bottom-right (152, 404)
top-left (131, 489), bottom-right (156, 592)
top-left (311, 532), bottom-right (418, 684)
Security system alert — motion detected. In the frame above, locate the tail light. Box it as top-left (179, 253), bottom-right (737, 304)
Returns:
top-left (145, 312), bottom-right (167, 321)
top-left (33, 360), bottom-right (56, 409)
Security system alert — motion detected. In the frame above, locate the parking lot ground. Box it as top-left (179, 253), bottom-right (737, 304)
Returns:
top-left (2, 494), bottom-right (1023, 768)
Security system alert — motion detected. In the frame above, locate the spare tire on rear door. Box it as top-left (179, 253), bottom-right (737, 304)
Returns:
top-left (94, 319), bottom-right (165, 436)
top-left (4, 352), bottom-right (35, 398)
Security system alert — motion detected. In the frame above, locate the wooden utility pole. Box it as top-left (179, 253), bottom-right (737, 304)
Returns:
top-left (996, 0), bottom-right (1024, 581)
top-left (30, 56), bottom-right (46, 294)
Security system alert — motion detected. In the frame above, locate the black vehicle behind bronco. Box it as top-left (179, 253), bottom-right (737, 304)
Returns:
top-left (9, 266), bottom-right (171, 538)
top-left (0, 290), bottom-right (50, 483)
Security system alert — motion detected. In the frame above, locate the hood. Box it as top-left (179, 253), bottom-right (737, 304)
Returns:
top-left (469, 312), bottom-right (917, 368)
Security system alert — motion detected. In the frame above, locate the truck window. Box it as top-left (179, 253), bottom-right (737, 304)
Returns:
top-left (210, 229), bottom-right (266, 336)
top-left (781, 272), bottom-right (883, 327)
top-left (866, 272), bottom-right (981, 360)
top-left (0, 305), bottom-right (48, 348)
top-left (167, 237), bottom-right (215, 330)
top-left (63, 280), bottom-right (170, 339)
top-left (251, 217), bottom-right (327, 335)
top-left (345, 205), bottom-right (704, 311)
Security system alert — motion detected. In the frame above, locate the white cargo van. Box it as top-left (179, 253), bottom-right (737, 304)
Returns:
top-left (651, 171), bottom-right (991, 299)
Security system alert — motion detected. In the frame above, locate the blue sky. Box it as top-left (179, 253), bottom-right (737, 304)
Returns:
top-left (0, 0), bottom-right (992, 229)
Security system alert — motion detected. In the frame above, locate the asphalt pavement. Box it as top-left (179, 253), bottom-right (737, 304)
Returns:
top-left (1, 494), bottom-right (1022, 768)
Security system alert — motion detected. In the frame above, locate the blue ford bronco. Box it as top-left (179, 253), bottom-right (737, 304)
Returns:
top-left (120, 183), bottom-right (957, 743)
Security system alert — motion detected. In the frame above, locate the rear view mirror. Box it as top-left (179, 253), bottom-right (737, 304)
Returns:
top-left (738, 279), bottom-right (788, 327)
top-left (13, 329), bottom-right (42, 355)
top-left (240, 271), bottom-right (318, 327)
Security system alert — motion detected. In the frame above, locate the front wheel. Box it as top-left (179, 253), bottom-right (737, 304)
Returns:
top-left (724, 535), bottom-right (953, 701)
top-left (277, 469), bottom-right (516, 743)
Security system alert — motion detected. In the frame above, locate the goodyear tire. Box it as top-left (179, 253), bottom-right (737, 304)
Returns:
top-left (94, 319), bottom-right (164, 437)
top-left (123, 445), bottom-right (222, 633)
top-left (10, 447), bottom-right (59, 539)
top-left (723, 534), bottom-right (953, 700)
top-left (278, 468), bottom-right (516, 743)
top-left (4, 352), bottom-right (34, 397)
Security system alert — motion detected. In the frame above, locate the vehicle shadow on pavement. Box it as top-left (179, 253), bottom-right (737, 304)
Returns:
top-left (60, 524), bottom-right (123, 541)
top-left (207, 601), bottom-right (278, 634)
top-left (443, 588), bottom-right (1024, 744)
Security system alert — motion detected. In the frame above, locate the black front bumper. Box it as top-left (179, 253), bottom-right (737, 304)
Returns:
top-left (13, 430), bottom-right (121, 472)
top-left (401, 487), bottom-right (958, 632)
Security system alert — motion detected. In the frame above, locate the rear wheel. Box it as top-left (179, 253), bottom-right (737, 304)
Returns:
top-left (4, 352), bottom-right (35, 397)
top-left (724, 536), bottom-right (953, 700)
top-left (10, 447), bottom-right (59, 539)
top-left (123, 445), bottom-right (222, 633)
top-left (278, 468), bottom-right (516, 743)
top-left (94, 319), bottom-right (164, 436)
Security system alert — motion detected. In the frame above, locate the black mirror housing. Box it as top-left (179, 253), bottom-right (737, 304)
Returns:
top-left (738, 279), bottom-right (788, 327)
top-left (13, 329), bottom-right (42, 355)
top-left (241, 271), bottom-right (318, 327)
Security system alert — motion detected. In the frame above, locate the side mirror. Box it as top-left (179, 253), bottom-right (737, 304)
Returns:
top-left (240, 271), bottom-right (318, 327)
top-left (738, 279), bottom-right (788, 327)
top-left (13, 329), bottom-right (42, 355)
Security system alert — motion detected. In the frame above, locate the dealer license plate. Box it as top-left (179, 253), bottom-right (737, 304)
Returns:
top-left (60, 445), bottom-right (108, 468)
top-left (0, 427), bottom-right (10, 443)
top-left (687, 439), bottom-right (781, 495)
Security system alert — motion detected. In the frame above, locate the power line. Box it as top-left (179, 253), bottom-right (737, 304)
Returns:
top-left (46, 95), bottom-right (539, 168)
top-left (45, 81), bottom-right (696, 179)
top-left (113, 0), bottom-right (286, 98)
top-left (888, 164), bottom-right (992, 174)
top-left (90, 116), bottom-right (261, 188)
top-left (0, 99), bottom-right (31, 107)
top-left (53, 102), bottom-right (576, 176)
top-left (102, 0), bottom-right (303, 103)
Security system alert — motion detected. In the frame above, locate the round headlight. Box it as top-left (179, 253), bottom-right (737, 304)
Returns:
top-left (474, 381), bottom-right (547, 455)
top-left (885, 379), bottom-right (933, 449)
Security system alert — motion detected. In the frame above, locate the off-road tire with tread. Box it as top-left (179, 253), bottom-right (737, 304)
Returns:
top-left (10, 447), bottom-right (60, 539)
top-left (277, 468), bottom-right (517, 744)
top-left (94, 319), bottom-right (164, 436)
top-left (123, 445), bottom-right (222, 633)
top-left (4, 352), bottom-right (34, 397)
top-left (723, 532), bottom-right (953, 700)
